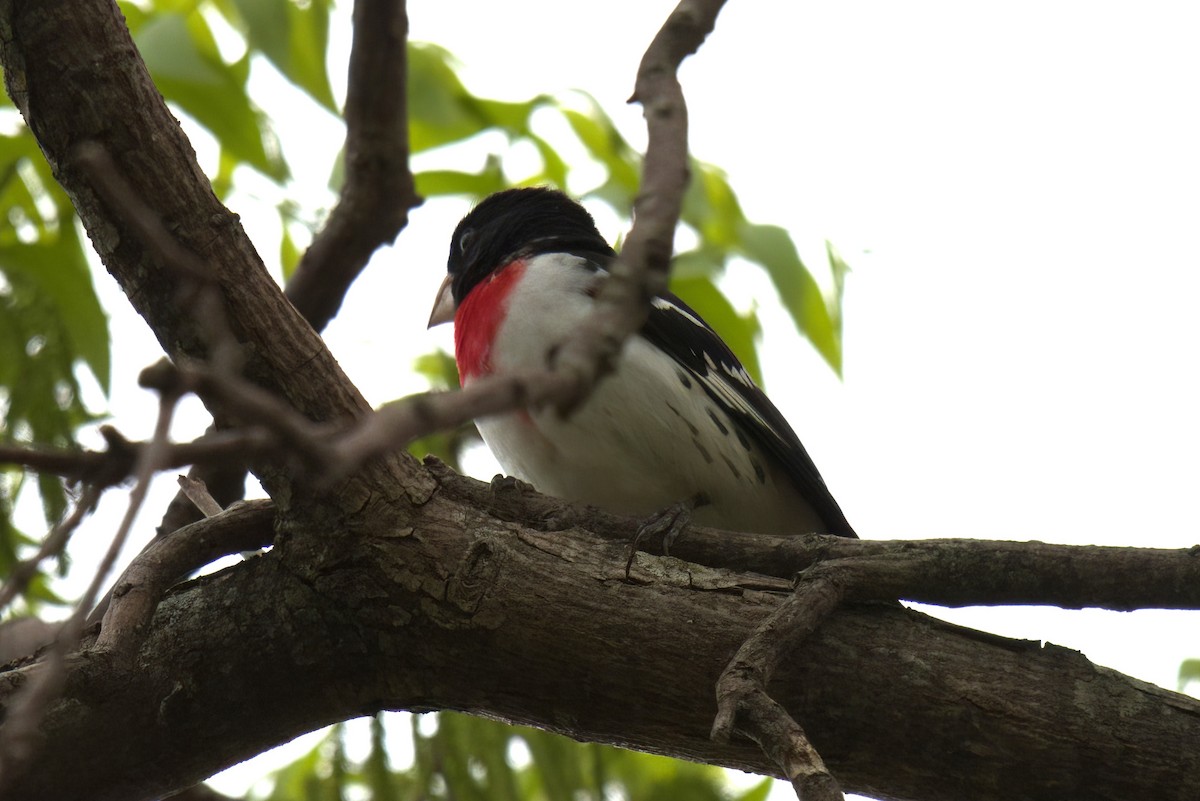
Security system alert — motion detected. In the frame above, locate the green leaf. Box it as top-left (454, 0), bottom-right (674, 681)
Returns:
top-left (413, 350), bottom-right (461, 391)
top-left (476, 97), bottom-right (541, 134)
top-left (1179, 659), bottom-right (1200, 691)
top-left (363, 715), bottom-right (396, 800)
top-left (733, 778), bottom-right (775, 801)
top-left (407, 43), bottom-right (489, 153)
top-left (0, 222), bottom-right (110, 393)
top-left (525, 131), bottom-right (569, 188)
top-left (415, 162), bottom-right (508, 200)
top-left (684, 165), bottom-right (743, 251)
top-left (136, 11), bottom-right (289, 182)
top-left (228, 0), bottom-right (338, 112)
top-left (561, 102), bottom-right (640, 194)
top-left (0, 262), bottom-right (101, 524)
top-left (279, 214), bottom-right (301, 281)
top-left (406, 351), bottom-right (473, 471)
top-left (736, 222), bottom-right (842, 375)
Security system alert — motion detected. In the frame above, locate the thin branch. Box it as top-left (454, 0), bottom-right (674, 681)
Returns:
top-left (0, 442), bottom-right (128, 486)
top-left (0, 485), bottom-right (101, 615)
top-left (285, 0), bottom-right (419, 330)
top-left (0, 390), bottom-right (179, 791)
top-left (137, 361), bottom-right (331, 473)
top-left (326, 370), bottom-right (578, 481)
top-left (550, 0), bottom-right (726, 413)
top-left (712, 573), bottom-right (848, 801)
top-left (0, 427), bottom-right (274, 489)
top-left (177, 475), bottom-right (224, 518)
top-left (77, 391), bottom-right (180, 625)
top-left (96, 499), bottom-right (276, 655)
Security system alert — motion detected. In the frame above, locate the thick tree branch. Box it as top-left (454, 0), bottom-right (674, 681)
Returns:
top-left (0, 473), bottom-right (1197, 801)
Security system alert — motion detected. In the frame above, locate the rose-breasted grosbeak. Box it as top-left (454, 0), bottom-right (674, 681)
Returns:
top-left (428, 187), bottom-right (855, 538)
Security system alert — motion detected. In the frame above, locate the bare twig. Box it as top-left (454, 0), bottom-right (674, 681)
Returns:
top-left (0, 427), bottom-right (273, 490)
top-left (77, 391), bottom-right (180, 626)
top-left (0, 485), bottom-right (101, 615)
top-left (137, 361), bottom-right (331, 473)
top-left (550, 0), bottom-right (727, 413)
top-left (0, 389), bottom-right (180, 790)
top-left (177, 475), bottom-right (224, 518)
top-left (0, 442), bottom-right (128, 486)
top-left (96, 499), bottom-right (276, 654)
top-left (285, 0), bottom-right (419, 330)
top-left (712, 572), bottom-right (848, 801)
top-left (327, 369), bottom-right (574, 480)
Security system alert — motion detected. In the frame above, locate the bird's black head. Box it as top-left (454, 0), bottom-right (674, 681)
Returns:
top-left (446, 187), bottom-right (616, 304)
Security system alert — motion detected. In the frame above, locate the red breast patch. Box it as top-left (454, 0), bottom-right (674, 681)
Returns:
top-left (454, 260), bottom-right (527, 381)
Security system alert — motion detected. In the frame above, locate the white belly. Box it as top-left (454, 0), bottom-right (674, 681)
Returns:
top-left (465, 254), bottom-right (825, 535)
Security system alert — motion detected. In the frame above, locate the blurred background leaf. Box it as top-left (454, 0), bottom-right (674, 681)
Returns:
top-left (253, 712), bottom-right (771, 801)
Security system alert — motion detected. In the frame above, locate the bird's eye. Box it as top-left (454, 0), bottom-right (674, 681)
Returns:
top-left (458, 229), bottom-right (475, 255)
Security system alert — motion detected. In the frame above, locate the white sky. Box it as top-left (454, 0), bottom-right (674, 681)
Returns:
top-left (19, 1), bottom-right (1200, 798)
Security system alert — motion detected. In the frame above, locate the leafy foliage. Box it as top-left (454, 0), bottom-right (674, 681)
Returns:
top-left (255, 712), bottom-right (772, 801)
top-left (1180, 659), bottom-right (1200, 693)
top-left (0, 121), bottom-right (108, 583)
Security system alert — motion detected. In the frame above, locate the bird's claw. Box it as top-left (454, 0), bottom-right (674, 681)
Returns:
top-left (490, 474), bottom-right (535, 496)
top-left (624, 493), bottom-right (708, 579)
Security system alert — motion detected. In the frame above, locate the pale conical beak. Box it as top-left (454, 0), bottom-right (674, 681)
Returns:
top-left (428, 274), bottom-right (456, 328)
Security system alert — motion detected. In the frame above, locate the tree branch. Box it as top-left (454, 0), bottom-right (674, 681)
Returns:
top-left (548, 0), bottom-right (727, 412)
top-left (284, 0), bottom-right (420, 330)
top-left (96, 500), bottom-right (276, 655)
top-left (0, 471), bottom-right (1197, 801)
top-left (712, 573), bottom-right (848, 801)
top-left (430, 462), bottom-right (1200, 610)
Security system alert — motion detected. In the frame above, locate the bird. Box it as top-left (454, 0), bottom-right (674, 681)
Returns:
top-left (428, 187), bottom-right (855, 539)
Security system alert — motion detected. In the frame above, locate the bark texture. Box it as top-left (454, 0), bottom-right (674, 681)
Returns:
top-left (2, 3), bottom-right (1199, 801)
top-left (3, 477), bottom-right (1200, 801)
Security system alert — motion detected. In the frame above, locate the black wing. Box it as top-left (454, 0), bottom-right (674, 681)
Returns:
top-left (640, 292), bottom-right (856, 538)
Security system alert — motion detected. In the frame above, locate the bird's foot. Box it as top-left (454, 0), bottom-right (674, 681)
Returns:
top-left (624, 492), bottom-right (709, 578)
top-left (489, 474), bottom-right (536, 497)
